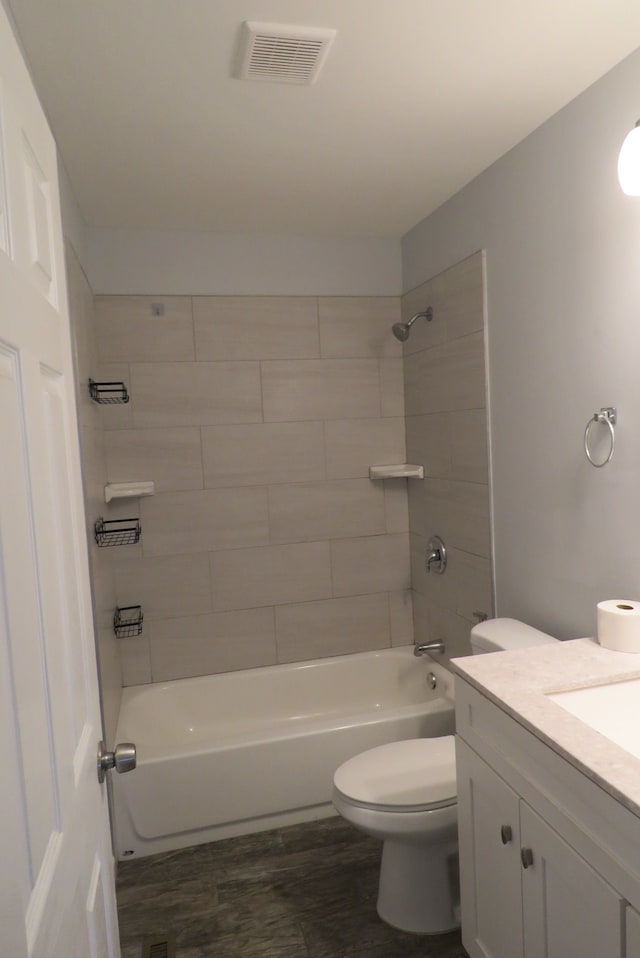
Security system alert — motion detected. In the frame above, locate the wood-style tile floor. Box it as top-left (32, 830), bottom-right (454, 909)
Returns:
top-left (117, 817), bottom-right (469, 958)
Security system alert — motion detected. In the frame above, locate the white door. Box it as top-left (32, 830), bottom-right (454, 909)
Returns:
top-left (0, 5), bottom-right (120, 957)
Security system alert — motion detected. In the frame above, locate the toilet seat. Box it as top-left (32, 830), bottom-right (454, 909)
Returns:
top-left (333, 736), bottom-right (457, 812)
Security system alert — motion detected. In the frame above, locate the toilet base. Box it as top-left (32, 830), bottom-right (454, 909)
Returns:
top-left (376, 835), bottom-right (460, 935)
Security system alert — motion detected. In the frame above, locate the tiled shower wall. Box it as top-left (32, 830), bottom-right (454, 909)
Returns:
top-left (403, 251), bottom-right (493, 662)
top-left (68, 249), bottom-right (491, 690)
top-left (94, 296), bottom-right (413, 684)
top-left (66, 244), bottom-right (122, 744)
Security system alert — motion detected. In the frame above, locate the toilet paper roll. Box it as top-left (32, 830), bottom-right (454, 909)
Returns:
top-left (597, 600), bottom-right (640, 652)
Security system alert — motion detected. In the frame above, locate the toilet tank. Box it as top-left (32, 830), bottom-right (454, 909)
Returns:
top-left (470, 617), bottom-right (558, 654)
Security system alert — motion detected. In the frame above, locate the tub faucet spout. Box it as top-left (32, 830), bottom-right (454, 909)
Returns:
top-left (413, 640), bottom-right (445, 657)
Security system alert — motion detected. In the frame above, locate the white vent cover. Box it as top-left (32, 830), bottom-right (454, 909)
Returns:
top-left (235, 21), bottom-right (336, 85)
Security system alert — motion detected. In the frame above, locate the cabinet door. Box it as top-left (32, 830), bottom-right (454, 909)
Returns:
top-left (456, 740), bottom-right (524, 958)
top-left (626, 906), bottom-right (640, 958)
top-left (520, 803), bottom-right (624, 958)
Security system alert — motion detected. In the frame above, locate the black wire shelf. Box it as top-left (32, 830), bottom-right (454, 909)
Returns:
top-left (89, 379), bottom-right (130, 404)
top-left (113, 605), bottom-right (144, 638)
top-left (94, 517), bottom-right (142, 547)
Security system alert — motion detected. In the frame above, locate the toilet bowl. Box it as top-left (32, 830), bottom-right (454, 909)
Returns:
top-left (333, 737), bottom-right (458, 934)
top-left (332, 617), bottom-right (557, 935)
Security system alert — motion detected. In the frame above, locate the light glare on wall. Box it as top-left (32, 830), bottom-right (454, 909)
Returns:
top-left (618, 120), bottom-right (640, 195)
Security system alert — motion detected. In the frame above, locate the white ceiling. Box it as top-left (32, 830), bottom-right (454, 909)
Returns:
top-left (7, 1), bottom-right (640, 238)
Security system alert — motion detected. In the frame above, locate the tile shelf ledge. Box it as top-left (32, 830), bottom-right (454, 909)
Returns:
top-left (104, 481), bottom-right (155, 503)
top-left (368, 464), bottom-right (424, 480)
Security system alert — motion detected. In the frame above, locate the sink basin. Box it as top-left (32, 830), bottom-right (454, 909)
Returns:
top-left (548, 677), bottom-right (640, 760)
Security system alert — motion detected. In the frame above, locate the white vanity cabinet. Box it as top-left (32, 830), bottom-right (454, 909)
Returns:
top-left (455, 676), bottom-right (640, 958)
top-left (457, 740), bottom-right (624, 958)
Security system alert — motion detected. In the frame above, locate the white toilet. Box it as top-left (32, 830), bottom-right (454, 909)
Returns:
top-left (332, 617), bottom-right (557, 935)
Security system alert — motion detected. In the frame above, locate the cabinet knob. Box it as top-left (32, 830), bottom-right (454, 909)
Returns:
top-left (521, 847), bottom-right (534, 869)
top-left (500, 825), bottom-right (513, 845)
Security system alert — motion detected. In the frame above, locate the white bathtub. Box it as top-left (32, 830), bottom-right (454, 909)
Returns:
top-left (111, 646), bottom-right (455, 859)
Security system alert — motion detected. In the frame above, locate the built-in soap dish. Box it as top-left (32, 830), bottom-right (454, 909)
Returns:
top-left (369, 463), bottom-right (424, 480)
top-left (104, 481), bottom-right (155, 503)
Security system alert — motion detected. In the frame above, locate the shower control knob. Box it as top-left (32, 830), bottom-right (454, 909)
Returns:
top-left (97, 740), bottom-right (137, 784)
top-left (426, 536), bottom-right (447, 575)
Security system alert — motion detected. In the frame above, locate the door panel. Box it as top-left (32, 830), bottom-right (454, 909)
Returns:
top-left (521, 802), bottom-right (623, 958)
top-left (626, 905), bottom-right (640, 958)
top-left (0, 5), bottom-right (119, 956)
top-left (456, 739), bottom-right (524, 958)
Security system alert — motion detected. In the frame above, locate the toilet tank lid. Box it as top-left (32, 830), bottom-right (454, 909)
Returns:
top-left (470, 617), bottom-right (558, 653)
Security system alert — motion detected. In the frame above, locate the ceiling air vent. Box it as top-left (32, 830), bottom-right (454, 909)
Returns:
top-left (235, 21), bottom-right (336, 85)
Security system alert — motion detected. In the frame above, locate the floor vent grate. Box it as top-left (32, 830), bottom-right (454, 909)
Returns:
top-left (141, 934), bottom-right (176, 958)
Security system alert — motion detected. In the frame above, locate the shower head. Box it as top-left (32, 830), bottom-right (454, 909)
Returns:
top-left (392, 306), bottom-right (433, 342)
top-left (392, 322), bottom-right (411, 342)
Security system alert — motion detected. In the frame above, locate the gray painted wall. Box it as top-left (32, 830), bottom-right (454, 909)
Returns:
top-left (402, 49), bottom-right (640, 640)
top-left (87, 230), bottom-right (402, 297)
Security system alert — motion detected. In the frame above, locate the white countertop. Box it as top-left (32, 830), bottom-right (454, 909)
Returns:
top-left (452, 638), bottom-right (640, 818)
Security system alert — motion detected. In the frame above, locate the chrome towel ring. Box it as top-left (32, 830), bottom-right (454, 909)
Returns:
top-left (584, 407), bottom-right (617, 468)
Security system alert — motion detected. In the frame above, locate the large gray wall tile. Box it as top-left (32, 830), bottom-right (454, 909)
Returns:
top-left (318, 297), bottom-right (401, 358)
top-left (442, 251), bottom-right (485, 341)
top-left (383, 481), bottom-right (409, 533)
top-left (405, 413), bottom-right (451, 478)
top-left (261, 359), bottom-right (380, 421)
top-left (105, 427), bottom-right (203, 492)
top-left (275, 594), bottom-right (390, 663)
top-left (141, 488), bottom-right (269, 556)
top-left (444, 333), bottom-right (486, 410)
top-left (210, 542), bottom-right (332, 612)
top-left (193, 296), bottom-right (319, 360)
top-left (325, 418), bottom-right (405, 479)
top-left (115, 554), bottom-right (212, 620)
top-left (450, 409), bottom-right (489, 483)
top-left (389, 590), bottom-right (413, 647)
top-left (129, 362), bottom-right (262, 426)
top-left (95, 295), bottom-right (194, 362)
top-left (202, 422), bottom-right (326, 488)
top-left (149, 609), bottom-right (277, 681)
top-left (404, 345), bottom-right (446, 416)
top-left (118, 634), bottom-right (152, 687)
top-left (331, 533), bottom-right (410, 596)
top-left (268, 479), bottom-right (385, 543)
top-left (379, 358), bottom-right (405, 417)
top-left (428, 602), bottom-right (475, 662)
top-left (423, 478), bottom-right (491, 558)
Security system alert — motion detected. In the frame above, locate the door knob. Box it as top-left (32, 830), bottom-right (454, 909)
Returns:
top-left (97, 740), bottom-right (137, 784)
top-left (500, 825), bottom-right (513, 845)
